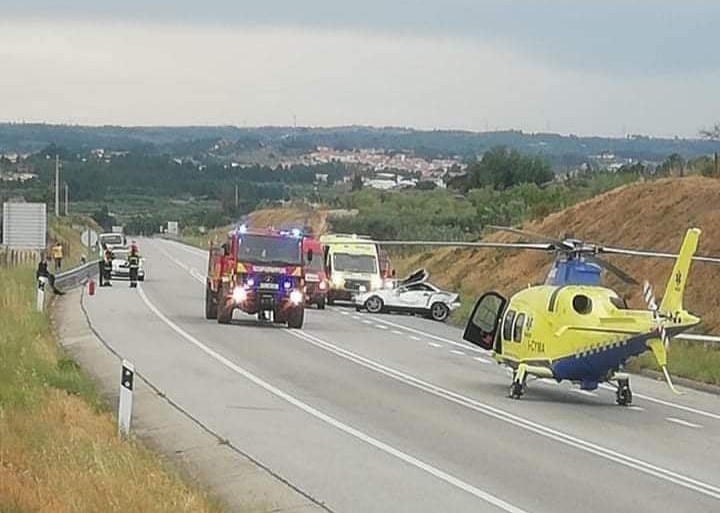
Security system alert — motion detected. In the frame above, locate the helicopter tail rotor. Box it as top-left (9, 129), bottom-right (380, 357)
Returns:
top-left (642, 280), bottom-right (681, 395)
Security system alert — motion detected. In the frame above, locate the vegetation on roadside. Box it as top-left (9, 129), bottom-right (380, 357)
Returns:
top-left (0, 266), bottom-right (223, 513)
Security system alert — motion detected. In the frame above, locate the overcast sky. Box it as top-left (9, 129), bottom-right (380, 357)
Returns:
top-left (1, 1), bottom-right (718, 136)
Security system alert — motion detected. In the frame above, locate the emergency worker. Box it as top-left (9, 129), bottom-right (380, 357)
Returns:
top-left (36, 255), bottom-right (63, 295)
top-left (128, 243), bottom-right (141, 288)
top-left (101, 245), bottom-right (114, 287)
top-left (51, 242), bottom-right (64, 270)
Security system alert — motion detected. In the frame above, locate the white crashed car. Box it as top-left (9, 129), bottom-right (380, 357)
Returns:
top-left (111, 248), bottom-right (146, 281)
top-left (354, 269), bottom-right (460, 322)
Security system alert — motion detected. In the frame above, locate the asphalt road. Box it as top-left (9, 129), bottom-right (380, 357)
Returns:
top-left (83, 237), bottom-right (720, 513)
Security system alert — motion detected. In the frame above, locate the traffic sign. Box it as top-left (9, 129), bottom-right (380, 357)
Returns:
top-left (81, 229), bottom-right (98, 247)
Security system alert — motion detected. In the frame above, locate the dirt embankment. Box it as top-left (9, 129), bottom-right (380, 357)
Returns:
top-left (395, 177), bottom-right (720, 333)
top-left (247, 207), bottom-right (328, 236)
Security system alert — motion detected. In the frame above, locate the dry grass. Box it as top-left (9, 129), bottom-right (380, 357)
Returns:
top-left (0, 265), bottom-right (223, 513)
top-left (391, 177), bottom-right (720, 384)
top-left (47, 215), bottom-right (103, 265)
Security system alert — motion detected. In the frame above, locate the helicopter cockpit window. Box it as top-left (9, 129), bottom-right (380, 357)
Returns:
top-left (572, 295), bottom-right (593, 315)
top-left (502, 310), bottom-right (516, 341)
top-left (513, 313), bottom-right (525, 342)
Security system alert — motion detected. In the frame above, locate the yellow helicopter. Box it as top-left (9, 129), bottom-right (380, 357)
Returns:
top-left (372, 228), bottom-right (720, 405)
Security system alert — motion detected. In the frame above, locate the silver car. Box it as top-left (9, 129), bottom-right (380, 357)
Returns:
top-left (354, 269), bottom-right (460, 322)
top-left (111, 248), bottom-right (146, 281)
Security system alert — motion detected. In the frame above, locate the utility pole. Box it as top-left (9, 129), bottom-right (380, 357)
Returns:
top-left (54, 154), bottom-right (60, 217)
top-left (234, 184), bottom-right (239, 209)
top-left (64, 182), bottom-right (69, 216)
top-left (715, 152), bottom-right (719, 177)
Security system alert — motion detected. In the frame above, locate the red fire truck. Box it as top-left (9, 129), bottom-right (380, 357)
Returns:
top-left (205, 225), bottom-right (310, 328)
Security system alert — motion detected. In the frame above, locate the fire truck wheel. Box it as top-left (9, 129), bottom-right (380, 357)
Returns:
top-left (287, 306), bottom-right (305, 329)
top-left (205, 285), bottom-right (218, 320)
top-left (217, 286), bottom-right (232, 324)
top-left (316, 297), bottom-right (326, 310)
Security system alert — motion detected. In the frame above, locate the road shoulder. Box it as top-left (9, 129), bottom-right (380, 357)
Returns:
top-left (52, 287), bottom-right (329, 513)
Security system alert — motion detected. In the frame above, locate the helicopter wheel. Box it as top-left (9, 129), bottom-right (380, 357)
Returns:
top-left (616, 379), bottom-right (633, 406)
top-left (509, 381), bottom-right (524, 399)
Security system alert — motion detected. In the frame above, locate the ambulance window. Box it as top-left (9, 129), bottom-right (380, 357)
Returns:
top-left (513, 313), bottom-right (525, 342)
top-left (502, 310), bottom-right (516, 341)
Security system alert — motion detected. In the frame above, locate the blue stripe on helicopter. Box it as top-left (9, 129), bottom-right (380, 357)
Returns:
top-left (550, 330), bottom-right (671, 390)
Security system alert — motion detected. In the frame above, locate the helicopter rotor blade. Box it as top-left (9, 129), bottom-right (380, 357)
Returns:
top-left (368, 240), bottom-right (554, 251)
top-left (486, 225), bottom-right (563, 244)
top-left (586, 255), bottom-right (639, 285)
top-left (600, 246), bottom-right (720, 264)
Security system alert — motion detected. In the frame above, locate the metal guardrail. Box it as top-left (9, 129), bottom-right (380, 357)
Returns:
top-left (55, 260), bottom-right (100, 290)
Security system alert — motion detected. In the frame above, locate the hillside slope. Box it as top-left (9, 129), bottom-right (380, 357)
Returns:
top-left (395, 177), bottom-right (720, 333)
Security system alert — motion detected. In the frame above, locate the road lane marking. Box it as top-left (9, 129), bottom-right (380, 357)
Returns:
top-left (473, 357), bottom-right (491, 364)
top-left (375, 324), bottom-right (388, 330)
top-left (391, 330), bottom-right (403, 335)
top-left (352, 315), bottom-right (361, 320)
top-left (136, 286), bottom-right (528, 513)
top-left (666, 417), bottom-right (703, 429)
top-left (409, 335), bottom-right (421, 341)
top-left (450, 350), bottom-right (466, 356)
top-left (362, 320), bottom-right (373, 325)
top-left (340, 311), bottom-right (349, 316)
top-left (290, 329), bottom-right (720, 501)
top-left (157, 238), bottom-right (720, 425)
top-left (428, 342), bottom-right (443, 348)
top-left (628, 406), bottom-right (646, 412)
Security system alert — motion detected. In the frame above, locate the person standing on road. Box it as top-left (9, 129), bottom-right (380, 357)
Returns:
top-left (101, 245), bottom-right (114, 287)
top-left (128, 243), bottom-right (141, 288)
top-left (51, 242), bottom-right (64, 271)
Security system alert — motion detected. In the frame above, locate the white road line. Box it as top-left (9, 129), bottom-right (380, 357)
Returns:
top-left (155, 239), bottom-right (720, 426)
top-left (409, 335), bottom-right (421, 341)
top-left (362, 320), bottom-right (373, 325)
top-left (136, 286), bottom-right (528, 513)
top-left (352, 315), bottom-right (361, 320)
top-left (666, 417), bottom-right (703, 429)
top-left (428, 342), bottom-right (443, 348)
top-left (392, 330), bottom-right (403, 335)
top-left (367, 316), bottom-right (489, 355)
top-left (597, 383), bottom-right (720, 422)
top-left (375, 324), bottom-right (388, 330)
top-left (340, 311), bottom-right (350, 316)
top-left (628, 406), bottom-right (646, 412)
top-left (450, 350), bottom-right (466, 356)
top-left (290, 329), bottom-right (720, 501)
top-left (473, 357), bottom-right (491, 364)
top-left (570, 389), bottom-right (599, 398)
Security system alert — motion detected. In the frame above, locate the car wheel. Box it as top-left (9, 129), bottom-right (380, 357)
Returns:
top-left (430, 302), bottom-right (450, 322)
top-left (365, 296), bottom-right (384, 314)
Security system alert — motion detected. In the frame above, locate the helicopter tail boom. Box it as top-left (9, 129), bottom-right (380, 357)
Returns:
top-left (659, 228), bottom-right (700, 316)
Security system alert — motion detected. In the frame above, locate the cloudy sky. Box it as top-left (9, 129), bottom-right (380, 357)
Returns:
top-left (1, 1), bottom-right (718, 136)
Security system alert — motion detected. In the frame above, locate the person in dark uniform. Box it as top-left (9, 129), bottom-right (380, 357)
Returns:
top-left (101, 245), bottom-right (114, 287)
top-left (128, 243), bottom-right (141, 288)
top-left (36, 255), bottom-right (63, 295)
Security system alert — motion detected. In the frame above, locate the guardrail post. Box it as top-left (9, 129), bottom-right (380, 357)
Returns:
top-left (36, 277), bottom-right (47, 312)
top-left (118, 360), bottom-right (134, 436)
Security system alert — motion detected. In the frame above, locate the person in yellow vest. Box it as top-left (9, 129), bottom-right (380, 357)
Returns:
top-left (51, 242), bottom-right (64, 271)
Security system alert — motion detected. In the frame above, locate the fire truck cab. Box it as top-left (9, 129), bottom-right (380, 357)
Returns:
top-left (302, 236), bottom-right (328, 309)
top-left (205, 225), bottom-right (308, 328)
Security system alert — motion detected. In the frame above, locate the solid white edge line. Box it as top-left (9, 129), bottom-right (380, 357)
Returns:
top-left (666, 417), bottom-right (703, 429)
top-left (290, 329), bottom-right (720, 500)
top-left (597, 384), bottom-right (720, 421)
top-left (135, 285), bottom-right (528, 513)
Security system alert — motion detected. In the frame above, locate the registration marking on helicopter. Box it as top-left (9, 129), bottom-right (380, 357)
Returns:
top-left (666, 417), bottom-right (703, 429)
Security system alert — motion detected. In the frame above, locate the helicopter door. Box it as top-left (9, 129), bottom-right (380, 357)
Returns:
top-left (463, 292), bottom-right (507, 351)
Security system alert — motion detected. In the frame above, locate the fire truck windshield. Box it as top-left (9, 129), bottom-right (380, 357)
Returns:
top-left (237, 235), bottom-right (301, 265)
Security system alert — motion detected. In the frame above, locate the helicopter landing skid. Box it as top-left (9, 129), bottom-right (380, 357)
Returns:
top-left (609, 373), bottom-right (633, 406)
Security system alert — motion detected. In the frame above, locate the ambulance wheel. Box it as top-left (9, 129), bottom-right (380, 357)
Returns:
top-left (205, 285), bottom-right (218, 319)
top-left (616, 380), bottom-right (632, 406)
top-left (365, 296), bottom-right (384, 314)
top-left (287, 306), bottom-right (305, 329)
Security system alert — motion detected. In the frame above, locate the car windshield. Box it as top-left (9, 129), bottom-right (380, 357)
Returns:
top-left (237, 235), bottom-right (301, 265)
top-left (333, 253), bottom-right (377, 273)
top-left (101, 234), bottom-right (124, 245)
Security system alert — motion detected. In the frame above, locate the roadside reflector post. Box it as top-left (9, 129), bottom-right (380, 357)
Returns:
top-left (118, 360), bottom-right (134, 436)
top-left (36, 276), bottom-right (48, 312)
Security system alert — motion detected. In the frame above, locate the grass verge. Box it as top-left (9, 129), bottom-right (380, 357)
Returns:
top-left (0, 265), bottom-right (223, 513)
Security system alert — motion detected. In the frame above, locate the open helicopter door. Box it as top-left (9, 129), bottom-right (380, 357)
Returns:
top-left (463, 292), bottom-right (507, 351)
